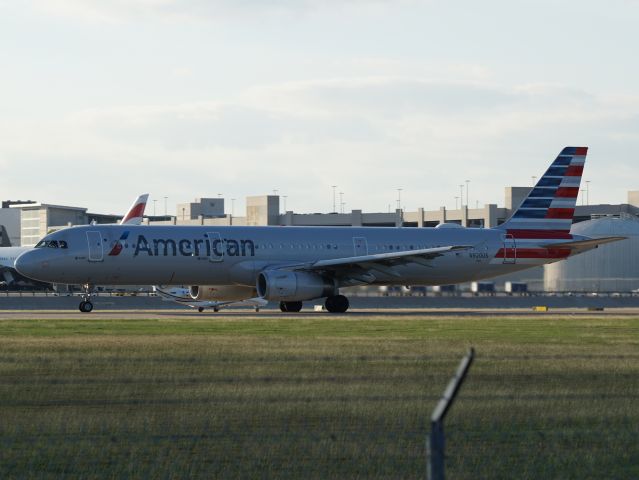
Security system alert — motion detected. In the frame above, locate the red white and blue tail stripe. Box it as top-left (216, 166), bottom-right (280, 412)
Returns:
top-left (498, 147), bottom-right (586, 239)
top-left (492, 147), bottom-right (587, 264)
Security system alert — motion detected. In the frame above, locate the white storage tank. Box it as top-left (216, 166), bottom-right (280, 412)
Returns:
top-left (544, 216), bottom-right (639, 292)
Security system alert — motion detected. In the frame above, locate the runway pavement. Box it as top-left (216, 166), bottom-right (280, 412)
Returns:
top-left (1, 293), bottom-right (639, 318)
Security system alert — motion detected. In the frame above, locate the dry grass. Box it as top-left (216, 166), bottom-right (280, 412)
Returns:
top-left (0, 315), bottom-right (638, 479)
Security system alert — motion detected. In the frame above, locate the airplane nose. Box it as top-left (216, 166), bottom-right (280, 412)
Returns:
top-left (14, 251), bottom-right (41, 281)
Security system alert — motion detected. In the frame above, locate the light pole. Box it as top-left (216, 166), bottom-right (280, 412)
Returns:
top-left (465, 180), bottom-right (469, 208)
top-left (273, 189), bottom-right (278, 196)
top-left (397, 188), bottom-right (402, 211)
top-left (331, 185), bottom-right (337, 213)
top-left (339, 192), bottom-right (344, 214)
top-left (459, 185), bottom-right (464, 207)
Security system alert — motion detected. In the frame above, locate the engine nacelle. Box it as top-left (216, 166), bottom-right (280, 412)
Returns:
top-left (257, 270), bottom-right (334, 302)
top-left (189, 285), bottom-right (257, 301)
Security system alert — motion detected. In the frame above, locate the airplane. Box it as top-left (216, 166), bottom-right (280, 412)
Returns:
top-left (0, 194), bottom-right (149, 287)
top-left (14, 147), bottom-right (625, 313)
top-left (153, 285), bottom-right (268, 312)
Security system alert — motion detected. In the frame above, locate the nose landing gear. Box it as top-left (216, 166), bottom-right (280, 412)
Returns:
top-left (79, 301), bottom-right (93, 313)
top-left (78, 284), bottom-right (94, 313)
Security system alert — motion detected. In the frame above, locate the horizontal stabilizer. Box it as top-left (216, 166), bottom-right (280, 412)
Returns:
top-left (541, 236), bottom-right (626, 251)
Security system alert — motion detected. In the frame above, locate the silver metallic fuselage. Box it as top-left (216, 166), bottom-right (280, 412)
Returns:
top-left (14, 224), bottom-right (552, 287)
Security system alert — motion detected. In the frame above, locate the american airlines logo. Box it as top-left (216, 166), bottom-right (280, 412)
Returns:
top-left (132, 234), bottom-right (255, 257)
top-left (108, 231), bottom-right (130, 256)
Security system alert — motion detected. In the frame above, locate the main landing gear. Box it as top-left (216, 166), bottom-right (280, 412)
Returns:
top-left (279, 301), bottom-right (303, 312)
top-left (78, 284), bottom-right (94, 313)
top-left (198, 306), bottom-right (220, 313)
top-left (325, 295), bottom-right (349, 313)
top-left (278, 295), bottom-right (350, 313)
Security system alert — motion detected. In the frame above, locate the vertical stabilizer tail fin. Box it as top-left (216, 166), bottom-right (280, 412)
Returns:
top-left (497, 147), bottom-right (587, 238)
top-left (121, 194), bottom-right (149, 225)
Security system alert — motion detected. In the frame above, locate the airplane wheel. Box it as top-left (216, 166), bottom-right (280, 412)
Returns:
top-left (198, 307), bottom-right (204, 313)
top-left (213, 307), bottom-right (220, 313)
top-left (325, 295), bottom-right (349, 313)
top-left (80, 301), bottom-right (93, 313)
top-left (255, 307), bottom-right (260, 312)
top-left (279, 301), bottom-right (303, 312)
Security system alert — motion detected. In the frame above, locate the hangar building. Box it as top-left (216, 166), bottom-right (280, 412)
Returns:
top-left (544, 216), bottom-right (639, 293)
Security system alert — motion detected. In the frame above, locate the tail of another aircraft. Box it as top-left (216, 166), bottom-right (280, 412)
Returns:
top-left (121, 194), bottom-right (149, 225)
top-left (497, 147), bottom-right (586, 239)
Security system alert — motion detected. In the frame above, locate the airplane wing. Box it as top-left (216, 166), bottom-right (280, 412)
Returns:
top-left (277, 245), bottom-right (471, 284)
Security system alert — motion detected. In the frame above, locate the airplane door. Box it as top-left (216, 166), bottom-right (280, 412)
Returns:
top-left (207, 232), bottom-right (224, 262)
top-left (86, 231), bottom-right (104, 262)
top-left (503, 234), bottom-right (516, 264)
top-left (353, 237), bottom-right (368, 256)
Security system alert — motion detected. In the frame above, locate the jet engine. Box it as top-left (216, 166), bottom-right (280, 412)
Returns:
top-left (189, 285), bottom-right (257, 301)
top-left (256, 270), bottom-right (334, 302)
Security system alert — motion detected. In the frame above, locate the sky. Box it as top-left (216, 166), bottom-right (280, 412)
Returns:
top-left (1, 0), bottom-right (639, 216)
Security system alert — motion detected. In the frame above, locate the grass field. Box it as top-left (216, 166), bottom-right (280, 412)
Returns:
top-left (1, 314), bottom-right (638, 479)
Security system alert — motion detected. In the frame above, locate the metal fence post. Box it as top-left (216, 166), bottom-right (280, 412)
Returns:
top-left (427, 347), bottom-right (475, 480)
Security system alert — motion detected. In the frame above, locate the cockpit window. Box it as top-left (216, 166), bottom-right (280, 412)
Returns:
top-left (35, 240), bottom-right (68, 249)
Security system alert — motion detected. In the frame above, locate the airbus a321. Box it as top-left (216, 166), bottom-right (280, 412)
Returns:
top-left (15, 147), bottom-right (624, 313)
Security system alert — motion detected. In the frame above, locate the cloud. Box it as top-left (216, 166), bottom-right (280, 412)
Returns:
top-left (2, 75), bottom-right (638, 214)
top-left (29, 0), bottom-right (414, 23)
